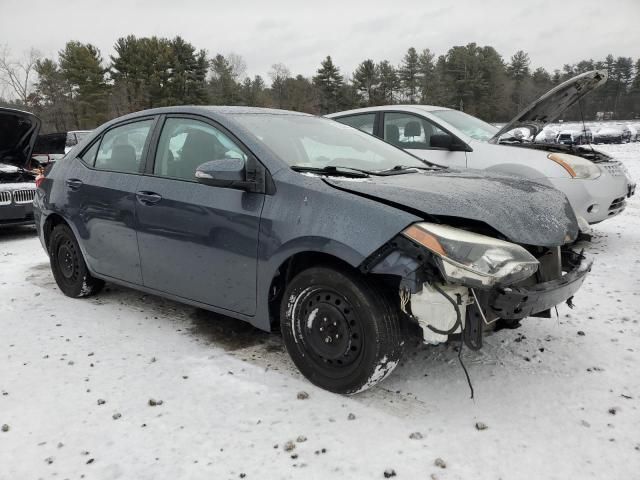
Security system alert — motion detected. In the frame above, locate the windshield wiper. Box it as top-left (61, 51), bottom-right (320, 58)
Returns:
top-left (290, 165), bottom-right (370, 178)
top-left (375, 164), bottom-right (444, 175)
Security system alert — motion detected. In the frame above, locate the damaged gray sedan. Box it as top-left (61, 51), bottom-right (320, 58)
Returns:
top-left (34, 107), bottom-right (591, 394)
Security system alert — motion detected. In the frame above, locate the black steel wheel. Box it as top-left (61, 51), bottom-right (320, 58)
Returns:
top-left (281, 266), bottom-right (404, 394)
top-left (49, 224), bottom-right (104, 298)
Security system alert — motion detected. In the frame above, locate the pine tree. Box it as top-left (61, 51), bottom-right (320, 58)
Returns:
top-left (507, 50), bottom-right (531, 112)
top-left (352, 59), bottom-right (378, 106)
top-left (313, 56), bottom-right (344, 114)
top-left (418, 48), bottom-right (436, 104)
top-left (377, 60), bottom-right (399, 104)
top-left (399, 47), bottom-right (420, 103)
top-left (58, 41), bottom-right (109, 128)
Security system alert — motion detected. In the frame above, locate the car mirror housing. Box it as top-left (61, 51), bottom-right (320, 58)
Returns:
top-left (430, 133), bottom-right (453, 150)
top-left (195, 158), bottom-right (248, 188)
top-left (431, 133), bottom-right (469, 152)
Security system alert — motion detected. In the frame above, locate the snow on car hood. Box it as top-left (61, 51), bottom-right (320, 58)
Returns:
top-left (324, 169), bottom-right (578, 247)
top-left (490, 70), bottom-right (607, 143)
top-left (0, 107), bottom-right (41, 170)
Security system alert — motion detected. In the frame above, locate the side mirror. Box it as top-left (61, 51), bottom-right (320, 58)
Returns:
top-left (195, 158), bottom-right (246, 188)
top-left (431, 133), bottom-right (469, 152)
top-left (430, 133), bottom-right (453, 149)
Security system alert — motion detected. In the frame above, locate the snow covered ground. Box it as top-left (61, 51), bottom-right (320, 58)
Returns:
top-left (1, 144), bottom-right (639, 480)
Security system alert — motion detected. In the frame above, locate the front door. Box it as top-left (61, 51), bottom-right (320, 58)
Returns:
top-left (65, 118), bottom-right (155, 284)
top-left (381, 112), bottom-right (467, 168)
top-left (135, 116), bottom-right (264, 315)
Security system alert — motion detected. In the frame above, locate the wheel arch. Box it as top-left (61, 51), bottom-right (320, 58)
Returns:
top-left (43, 213), bottom-right (70, 250)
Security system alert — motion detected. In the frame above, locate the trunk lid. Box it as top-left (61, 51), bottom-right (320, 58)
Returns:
top-left (489, 70), bottom-right (607, 143)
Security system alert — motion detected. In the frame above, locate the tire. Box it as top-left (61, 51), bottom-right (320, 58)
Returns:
top-left (49, 224), bottom-right (104, 298)
top-left (280, 266), bottom-right (404, 394)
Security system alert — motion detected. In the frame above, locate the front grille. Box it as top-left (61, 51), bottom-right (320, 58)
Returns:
top-left (601, 162), bottom-right (625, 177)
top-left (608, 196), bottom-right (626, 212)
top-left (0, 191), bottom-right (11, 206)
top-left (12, 189), bottom-right (35, 204)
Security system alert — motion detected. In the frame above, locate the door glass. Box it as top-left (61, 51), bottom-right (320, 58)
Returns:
top-left (153, 118), bottom-right (247, 181)
top-left (95, 120), bottom-right (153, 173)
top-left (383, 112), bottom-right (447, 149)
top-left (334, 113), bottom-right (376, 135)
top-left (80, 140), bottom-right (100, 166)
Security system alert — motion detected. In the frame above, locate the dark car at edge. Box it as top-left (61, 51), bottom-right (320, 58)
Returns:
top-left (34, 106), bottom-right (591, 394)
top-left (0, 107), bottom-right (40, 227)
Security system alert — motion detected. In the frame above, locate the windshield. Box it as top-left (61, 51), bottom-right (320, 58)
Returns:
top-left (230, 114), bottom-right (426, 171)
top-left (430, 110), bottom-right (498, 142)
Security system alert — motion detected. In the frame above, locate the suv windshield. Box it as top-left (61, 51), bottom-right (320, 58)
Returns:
top-left (230, 114), bottom-right (426, 171)
top-left (430, 109), bottom-right (499, 142)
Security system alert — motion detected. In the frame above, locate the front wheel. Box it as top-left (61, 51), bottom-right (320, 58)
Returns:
top-left (280, 266), bottom-right (404, 394)
top-left (49, 224), bottom-right (104, 298)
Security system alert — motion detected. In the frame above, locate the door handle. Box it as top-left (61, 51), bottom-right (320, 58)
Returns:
top-left (65, 178), bottom-right (83, 190)
top-left (136, 191), bottom-right (162, 205)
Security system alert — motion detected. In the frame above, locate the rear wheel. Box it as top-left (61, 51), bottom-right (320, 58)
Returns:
top-left (280, 266), bottom-right (404, 394)
top-left (49, 224), bottom-right (104, 298)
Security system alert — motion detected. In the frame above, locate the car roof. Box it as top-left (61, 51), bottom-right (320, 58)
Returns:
top-left (326, 105), bottom-right (453, 118)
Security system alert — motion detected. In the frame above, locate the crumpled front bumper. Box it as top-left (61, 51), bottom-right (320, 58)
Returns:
top-left (488, 250), bottom-right (592, 320)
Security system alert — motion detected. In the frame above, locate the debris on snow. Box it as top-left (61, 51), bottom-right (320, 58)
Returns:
top-left (435, 458), bottom-right (447, 469)
top-left (97, 399), bottom-right (106, 405)
top-left (383, 468), bottom-right (397, 478)
top-left (148, 398), bottom-right (164, 406)
top-left (112, 413), bottom-right (122, 420)
top-left (297, 391), bottom-right (309, 400)
top-left (296, 435), bottom-right (307, 443)
top-left (347, 413), bottom-right (356, 420)
top-left (409, 431), bottom-right (423, 440)
top-left (475, 422), bottom-right (488, 431)
top-left (1, 424), bottom-right (9, 432)
top-left (284, 441), bottom-right (296, 452)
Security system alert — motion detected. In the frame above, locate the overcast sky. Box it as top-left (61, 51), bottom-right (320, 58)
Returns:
top-left (2, 0), bottom-right (639, 81)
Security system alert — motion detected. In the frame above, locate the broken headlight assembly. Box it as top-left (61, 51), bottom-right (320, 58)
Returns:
top-left (547, 153), bottom-right (601, 179)
top-left (402, 222), bottom-right (539, 288)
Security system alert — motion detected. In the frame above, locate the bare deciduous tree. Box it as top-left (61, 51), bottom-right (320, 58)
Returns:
top-left (226, 52), bottom-right (247, 81)
top-left (0, 46), bottom-right (41, 106)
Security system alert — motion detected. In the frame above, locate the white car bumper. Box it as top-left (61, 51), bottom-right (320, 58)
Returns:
top-left (549, 162), bottom-right (635, 224)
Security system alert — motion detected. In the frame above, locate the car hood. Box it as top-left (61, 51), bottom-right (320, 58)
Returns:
top-left (0, 107), bottom-right (41, 170)
top-left (324, 169), bottom-right (578, 247)
top-left (489, 70), bottom-right (607, 143)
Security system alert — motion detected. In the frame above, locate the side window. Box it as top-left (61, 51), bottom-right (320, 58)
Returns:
top-left (383, 112), bottom-right (447, 149)
top-left (80, 139), bottom-right (100, 166)
top-left (335, 113), bottom-right (376, 135)
top-left (153, 118), bottom-right (247, 181)
top-left (95, 120), bottom-right (153, 174)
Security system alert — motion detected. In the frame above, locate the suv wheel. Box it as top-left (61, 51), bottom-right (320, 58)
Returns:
top-left (280, 266), bottom-right (404, 394)
top-left (49, 224), bottom-right (104, 298)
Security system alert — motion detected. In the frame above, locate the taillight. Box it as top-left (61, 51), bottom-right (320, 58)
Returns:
top-left (35, 170), bottom-right (45, 188)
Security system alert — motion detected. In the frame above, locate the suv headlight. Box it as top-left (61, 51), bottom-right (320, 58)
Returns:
top-left (403, 223), bottom-right (539, 288)
top-left (548, 153), bottom-right (601, 179)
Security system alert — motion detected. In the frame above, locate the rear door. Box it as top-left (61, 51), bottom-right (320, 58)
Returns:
top-left (64, 118), bottom-right (155, 284)
top-left (380, 112), bottom-right (467, 168)
top-left (135, 115), bottom-right (264, 315)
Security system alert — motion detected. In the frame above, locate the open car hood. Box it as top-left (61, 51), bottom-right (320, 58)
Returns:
top-left (324, 169), bottom-right (578, 247)
top-left (0, 107), bottom-right (41, 170)
top-left (489, 70), bottom-right (607, 143)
